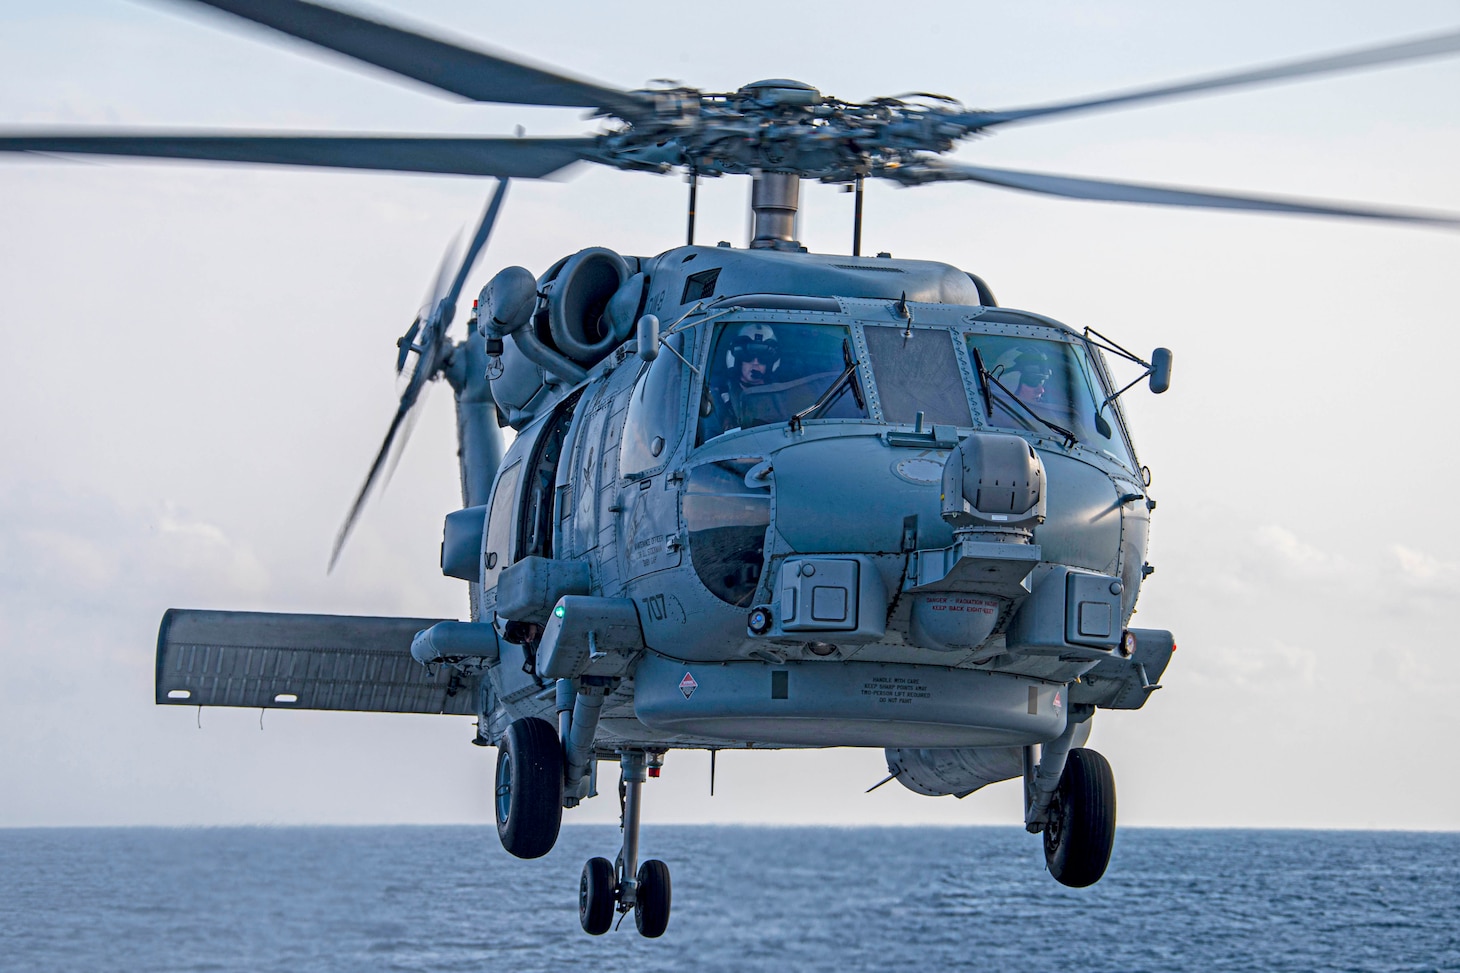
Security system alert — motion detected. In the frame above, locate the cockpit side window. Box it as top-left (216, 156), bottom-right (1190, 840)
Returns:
top-left (696, 321), bottom-right (866, 445)
top-left (965, 333), bottom-right (1137, 469)
top-left (863, 326), bottom-right (973, 427)
top-left (620, 331), bottom-right (688, 479)
top-left (481, 460), bottom-right (521, 591)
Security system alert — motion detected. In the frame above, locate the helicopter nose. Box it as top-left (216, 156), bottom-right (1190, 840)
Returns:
top-left (770, 437), bottom-right (953, 554)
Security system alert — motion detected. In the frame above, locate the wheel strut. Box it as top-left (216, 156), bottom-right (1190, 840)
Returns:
top-left (615, 750), bottom-right (647, 910)
top-left (577, 749), bottom-right (671, 937)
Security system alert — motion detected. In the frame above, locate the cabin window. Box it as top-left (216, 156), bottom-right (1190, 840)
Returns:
top-left (684, 459), bottom-right (770, 606)
top-left (569, 406), bottom-right (608, 554)
top-left (863, 326), bottom-right (973, 427)
top-left (481, 460), bottom-right (521, 591)
top-left (964, 334), bottom-right (1136, 468)
top-left (696, 321), bottom-right (867, 444)
top-left (681, 268), bottom-right (721, 303)
top-left (620, 331), bottom-right (688, 479)
top-left (517, 397), bottom-right (577, 561)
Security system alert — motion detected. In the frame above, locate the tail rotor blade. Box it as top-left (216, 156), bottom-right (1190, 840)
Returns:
top-left (445, 178), bottom-right (510, 312)
top-left (394, 317), bottom-right (421, 375)
top-left (425, 229), bottom-right (462, 318)
top-left (330, 404), bottom-right (409, 572)
top-left (331, 179), bottom-right (510, 570)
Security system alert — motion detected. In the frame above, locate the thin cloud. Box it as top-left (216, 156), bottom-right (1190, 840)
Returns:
top-left (1253, 524), bottom-right (1354, 580)
top-left (1392, 544), bottom-right (1460, 589)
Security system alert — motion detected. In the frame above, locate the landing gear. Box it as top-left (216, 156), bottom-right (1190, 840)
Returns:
top-left (577, 750), bottom-right (672, 937)
top-left (495, 717), bottom-right (562, 859)
top-left (579, 857), bottom-right (615, 935)
top-left (1043, 747), bottom-right (1117, 888)
top-left (634, 859), bottom-right (672, 938)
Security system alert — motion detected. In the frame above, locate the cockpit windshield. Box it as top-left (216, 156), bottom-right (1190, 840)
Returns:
top-left (696, 322), bottom-right (867, 445)
top-left (863, 326), bottom-right (973, 427)
top-left (965, 333), bottom-right (1136, 469)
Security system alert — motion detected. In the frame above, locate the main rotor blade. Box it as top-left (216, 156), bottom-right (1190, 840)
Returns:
top-left (900, 159), bottom-right (1460, 228)
top-left (0, 133), bottom-right (595, 178)
top-left (167, 0), bottom-right (651, 116)
top-left (964, 27), bottom-right (1460, 129)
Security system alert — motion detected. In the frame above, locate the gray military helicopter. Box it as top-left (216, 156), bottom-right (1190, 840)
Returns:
top-left (7, 0), bottom-right (1460, 939)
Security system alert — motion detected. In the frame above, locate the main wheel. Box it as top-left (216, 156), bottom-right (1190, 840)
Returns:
top-left (494, 717), bottom-right (563, 859)
top-left (579, 857), bottom-right (616, 935)
top-left (634, 859), bottom-right (672, 939)
top-left (1044, 747), bottom-right (1117, 888)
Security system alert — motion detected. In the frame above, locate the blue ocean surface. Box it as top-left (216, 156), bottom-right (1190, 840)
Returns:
top-left (1, 826), bottom-right (1456, 972)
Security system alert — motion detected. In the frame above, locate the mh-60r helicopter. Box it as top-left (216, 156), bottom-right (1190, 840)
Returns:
top-left (7, 0), bottom-right (1460, 939)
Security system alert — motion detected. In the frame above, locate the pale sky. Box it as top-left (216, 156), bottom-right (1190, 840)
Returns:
top-left (1, 0), bottom-right (1458, 831)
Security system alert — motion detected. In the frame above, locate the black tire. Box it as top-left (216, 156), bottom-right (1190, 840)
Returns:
top-left (579, 857), bottom-right (616, 936)
top-left (494, 717), bottom-right (563, 859)
top-left (634, 859), bottom-right (672, 939)
top-left (1044, 747), bottom-right (1117, 888)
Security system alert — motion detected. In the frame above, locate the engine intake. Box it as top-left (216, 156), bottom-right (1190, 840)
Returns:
top-left (540, 247), bottom-right (632, 364)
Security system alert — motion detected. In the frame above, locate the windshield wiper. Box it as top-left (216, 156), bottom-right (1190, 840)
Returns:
top-left (790, 367), bottom-right (856, 431)
top-left (970, 347), bottom-right (994, 420)
top-left (975, 358), bottom-right (1079, 448)
top-left (788, 339), bottom-right (864, 432)
top-left (842, 337), bottom-right (866, 410)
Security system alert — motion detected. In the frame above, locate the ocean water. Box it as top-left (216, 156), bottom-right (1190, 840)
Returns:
top-left (1, 826), bottom-right (1456, 972)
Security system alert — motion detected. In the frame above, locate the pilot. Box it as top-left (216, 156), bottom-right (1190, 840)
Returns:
top-left (1012, 351), bottom-right (1052, 405)
top-left (701, 323), bottom-right (783, 438)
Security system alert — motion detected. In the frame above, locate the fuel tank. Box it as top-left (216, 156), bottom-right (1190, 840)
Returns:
top-left (632, 652), bottom-right (1068, 748)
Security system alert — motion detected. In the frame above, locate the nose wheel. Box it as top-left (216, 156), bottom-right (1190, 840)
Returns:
top-left (578, 750), bottom-right (672, 938)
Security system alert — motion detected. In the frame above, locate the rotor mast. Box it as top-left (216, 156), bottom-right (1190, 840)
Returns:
top-left (749, 171), bottom-right (803, 250)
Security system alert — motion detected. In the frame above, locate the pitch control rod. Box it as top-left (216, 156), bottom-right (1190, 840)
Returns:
top-left (686, 170), bottom-right (698, 246)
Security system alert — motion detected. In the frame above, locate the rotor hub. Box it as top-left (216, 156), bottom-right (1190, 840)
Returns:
top-left (737, 79), bottom-right (821, 108)
top-left (601, 79), bottom-right (967, 183)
